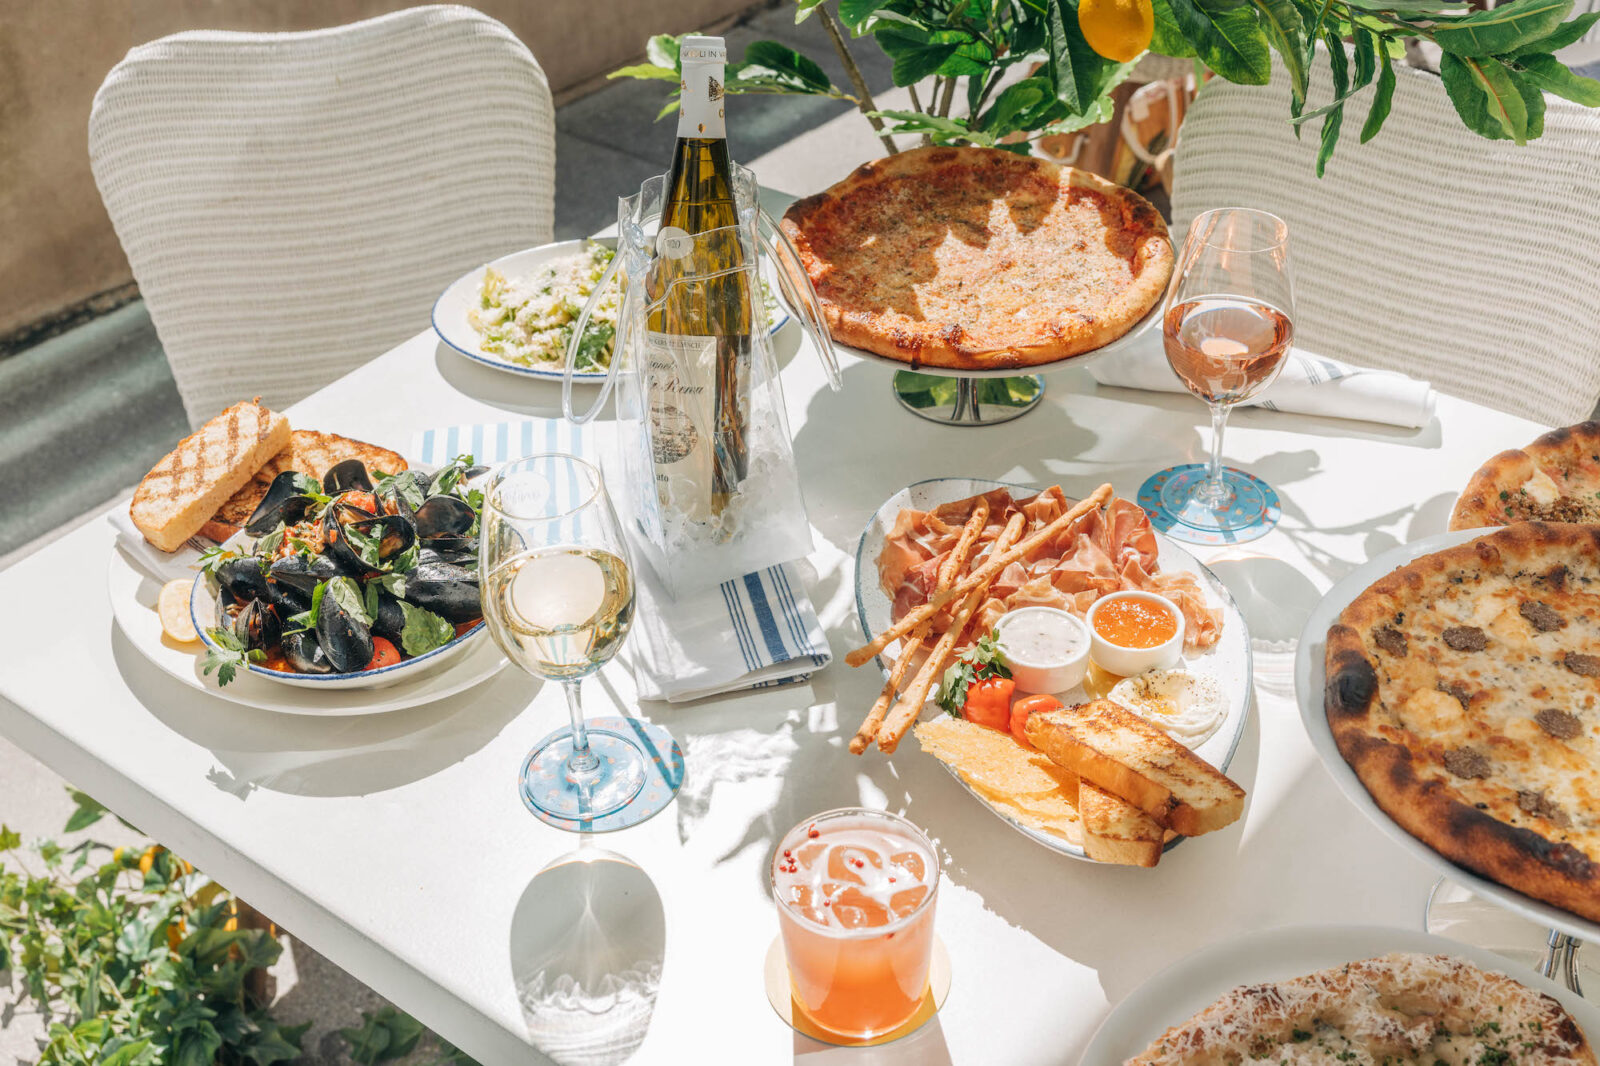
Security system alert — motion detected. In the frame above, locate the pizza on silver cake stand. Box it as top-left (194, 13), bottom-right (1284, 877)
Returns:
top-left (828, 298), bottom-right (1162, 427)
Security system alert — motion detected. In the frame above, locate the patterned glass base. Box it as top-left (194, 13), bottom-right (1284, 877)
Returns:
top-left (519, 716), bottom-right (684, 832)
top-left (1138, 464), bottom-right (1282, 546)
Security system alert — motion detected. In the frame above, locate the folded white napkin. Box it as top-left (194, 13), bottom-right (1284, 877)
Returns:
top-left (1088, 331), bottom-right (1438, 429)
top-left (107, 507), bottom-right (207, 583)
top-left (413, 420), bottom-right (831, 703)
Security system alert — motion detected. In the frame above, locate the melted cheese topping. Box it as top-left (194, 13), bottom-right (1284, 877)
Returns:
top-left (1523, 469), bottom-right (1563, 506)
top-left (1130, 952), bottom-right (1591, 1066)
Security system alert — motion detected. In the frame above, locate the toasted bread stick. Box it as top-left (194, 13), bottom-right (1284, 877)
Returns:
top-left (845, 483), bottom-right (1112, 667)
top-left (878, 513), bottom-right (1026, 754)
top-left (851, 502), bottom-right (990, 754)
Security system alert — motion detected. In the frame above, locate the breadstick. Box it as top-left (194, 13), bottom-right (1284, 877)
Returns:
top-left (878, 513), bottom-right (1026, 754)
top-left (850, 501), bottom-right (990, 754)
top-left (845, 483), bottom-right (1112, 668)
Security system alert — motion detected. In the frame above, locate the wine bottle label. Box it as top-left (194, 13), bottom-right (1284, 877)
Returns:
top-left (644, 330), bottom-right (718, 523)
top-left (678, 35), bottom-right (726, 141)
top-left (656, 226), bottom-right (693, 260)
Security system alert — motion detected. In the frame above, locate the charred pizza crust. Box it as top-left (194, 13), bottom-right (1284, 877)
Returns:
top-left (780, 146), bottom-right (1173, 371)
top-left (1327, 523), bottom-right (1600, 922)
top-left (1452, 422), bottom-right (1600, 530)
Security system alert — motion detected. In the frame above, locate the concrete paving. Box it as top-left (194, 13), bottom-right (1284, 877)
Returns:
top-left (0, 4), bottom-right (897, 1060)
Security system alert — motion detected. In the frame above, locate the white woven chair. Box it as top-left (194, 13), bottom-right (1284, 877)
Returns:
top-left (1172, 53), bottom-right (1600, 424)
top-left (90, 5), bottom-right (555, 427)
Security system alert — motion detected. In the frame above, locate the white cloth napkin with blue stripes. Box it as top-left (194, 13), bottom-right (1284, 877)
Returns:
top-left (1089, 330), bottom-right (1437, 429)
top-left (412, 420), bottom-right (830, 703)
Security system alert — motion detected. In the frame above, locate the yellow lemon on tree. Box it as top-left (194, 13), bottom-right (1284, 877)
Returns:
top-left (1078, 0), bottom-right (1155, 62)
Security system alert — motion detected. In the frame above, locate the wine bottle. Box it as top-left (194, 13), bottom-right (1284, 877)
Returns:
top-left (645, 35), bottom-right (753, 525)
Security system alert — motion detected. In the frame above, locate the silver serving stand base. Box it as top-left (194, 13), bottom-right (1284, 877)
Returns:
top-left (843, 300), bottom-right (1162, 428)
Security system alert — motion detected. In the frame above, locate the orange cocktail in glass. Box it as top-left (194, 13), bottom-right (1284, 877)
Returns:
top-left (770, 807), bottom-right (939, 1039)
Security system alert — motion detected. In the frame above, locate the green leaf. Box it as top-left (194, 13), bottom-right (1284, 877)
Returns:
top-left (875, 26), bottom-right (962, 85)
top-left (608, 62), bottom-right (678, 81)
top-left (63, 789), bottom-right (107, 834)
top-left (1514, 52), bottom-right (1600, 104)
top-left (99, 1040), bottom-right (153, 1066)
top-left (1317, 32), bottom-right (1348, 174)
top-left (1250, 0), bottom-right (1310, 109)
top-left (339, 1006), bottom-right (425, 1064)
top-left (646, 33), bottom-right (682, 71)
top-left (839, 0), bottom-right (890, 31)
top-left (1165, 0), bottom-right (1273, 83)
top-left (1361, 42), bottom-right (1396, 141)
top-left (732, 40), bottom-right (836, 94)
top-left (1441, 52), bottom-right (1529, 142)
top-left (0, 824), bottom-right (21, 851)
top-left (1507, 10), bottom-right (1600, 54)
top-left (1354, 26), bottom-right (1376, 88)
top-left (398, 602), bottom-right (455, 658)
top-left (1151, 0), bottom-right (1200, 54)
top-left (325, 576), bottom-right (372, 627)
top-left (871, 108), bottom-right (988, 143)
top-left (979, 77), bottom-right (1049, 135)
top-left (795, 0), bottom-right (827, 22)
top-left (1432, 0), bottom-right (1573, 57)
top-left (571, 320), bottom-right (615, 371)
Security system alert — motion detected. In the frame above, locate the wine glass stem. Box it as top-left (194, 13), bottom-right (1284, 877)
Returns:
top-left (562, 680), bottom-right (600, 776)
top-left (1202, 403), bottom-right (1231, 496)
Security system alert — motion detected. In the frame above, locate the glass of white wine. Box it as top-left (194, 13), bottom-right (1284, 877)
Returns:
top-left (481, 454), bottom-right (649, 823)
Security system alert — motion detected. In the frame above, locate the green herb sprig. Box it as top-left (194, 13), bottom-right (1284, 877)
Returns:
top-left (936, 629), bottom-right (1013, 716)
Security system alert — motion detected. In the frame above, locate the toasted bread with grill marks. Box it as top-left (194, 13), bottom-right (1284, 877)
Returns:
top-left (199, 431), bottom-right (409, 542)
top-left (1079, 779), bottom-right (1165, 867)
top-left (131, 401), bottom-right (290, 552)
top-left (1025, 699), bottom-right (1245, 837)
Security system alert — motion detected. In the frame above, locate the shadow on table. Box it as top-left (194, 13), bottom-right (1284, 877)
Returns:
top-left (508, 843), bottom-right (664, 1066)
top-left (111, 624), bottom-right (536, 799)
top-left (792, 1015), bottom-right (953, 1063)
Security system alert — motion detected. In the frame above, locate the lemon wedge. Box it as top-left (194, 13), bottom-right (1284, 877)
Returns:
top-left (158, 578), bottom-right (199, 644)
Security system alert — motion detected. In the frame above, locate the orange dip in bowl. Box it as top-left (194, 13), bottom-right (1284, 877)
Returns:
top-left (1092, 597), bottom-right (1177, 649)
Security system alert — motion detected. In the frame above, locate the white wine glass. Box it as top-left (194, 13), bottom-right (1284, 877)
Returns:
top-left (481, 454), bottom-right (649, 822)
top-left (1151, 207), bottom-right (1294, 536)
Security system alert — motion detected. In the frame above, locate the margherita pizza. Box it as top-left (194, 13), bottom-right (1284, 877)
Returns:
top-left (1326, 522), bottom-right (1600, 921)
top-left (780, 146), bottom-right (1173, 371)
top-left (1452, 421), bottom-right (1600, 529)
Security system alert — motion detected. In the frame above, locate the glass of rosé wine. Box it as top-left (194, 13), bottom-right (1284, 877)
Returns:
top-left (1151, 207), bottom-right (1294, 536)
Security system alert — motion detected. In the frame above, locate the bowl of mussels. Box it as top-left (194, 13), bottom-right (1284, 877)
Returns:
top-left (191, 455), bottom-right (489, 690)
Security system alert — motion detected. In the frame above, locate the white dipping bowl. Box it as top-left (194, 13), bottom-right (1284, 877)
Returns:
top-left (1085, 591), bottom-right (1184, 677)
top-left (995, 607), bottom-right (1090, 694)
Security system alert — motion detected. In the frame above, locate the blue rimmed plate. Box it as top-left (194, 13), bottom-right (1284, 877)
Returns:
top-left (432, 238), bottom-right (790, 382)
top-left (854, 477), bottom-right (1254, 862)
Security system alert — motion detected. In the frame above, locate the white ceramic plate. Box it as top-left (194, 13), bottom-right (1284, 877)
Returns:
top-left (1295, 528), bottom-right (1600, 944)
top-left (854, 477), bottom-right (1253, 861)
top-left (816, 295), bottom-right (1161, 380)
top-left (432, 237), bottom-right (790, 382)
top-left (1079, 923), bottom-right (1600, 1066)
top-left (108, 545), bottom-right (505, 716)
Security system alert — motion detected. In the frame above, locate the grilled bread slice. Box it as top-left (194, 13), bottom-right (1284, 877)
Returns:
top-left (1079, 780), bottom-right (1164, 867)
top-left (199, 431), bottom-right (409, 542)
top-left (256, 430), bottom-right (407, 484)
top-left (1025, 699), bottom-right (1244, 837)
top-left (131, 401), bottom-right (290, 552)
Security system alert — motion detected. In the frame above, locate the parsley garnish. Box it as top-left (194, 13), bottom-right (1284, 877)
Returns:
top-left (195, 545), bottom-right (240, 576)
top-left (200, 628), bottom-right (263, 686)
top-left (935, 630), bottom-right (1012, 715)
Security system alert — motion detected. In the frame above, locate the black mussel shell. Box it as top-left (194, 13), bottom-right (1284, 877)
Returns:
top-left (417, 546), bottom-right (478, 569)
top-left (244, 471), bottom-right (316, 536)
top-left (265, 576), bottom-right (311, 617)
top-left (370, 585), bottom-right (407, 646)
top-left (316, 591), bottom-right (374, 673)
top-left (268, 551), bottom-right (350, 595)
top-left (216, 589), bottom-right (238, 622)
top-left (282, 628), bottom-right (334, 674)
top-left (323, 459), bottom-right (373, 495)
top-left (216, 557), bottom-right (269, 604)
top-left (232, 598), bottom-right (281, 652)
top-left (413, 495), bottom-right (475, 544)
top-left (324, 506), bottom-right (416, 574)
top-left (402, 560), bottom-right (481, 624)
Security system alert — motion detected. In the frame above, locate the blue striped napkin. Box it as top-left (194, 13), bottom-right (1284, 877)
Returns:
top-left (412, 420), bottom-right (831, 702)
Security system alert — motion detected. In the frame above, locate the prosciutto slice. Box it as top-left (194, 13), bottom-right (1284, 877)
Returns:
top-left (875, 487), bottom-right (1222, 652)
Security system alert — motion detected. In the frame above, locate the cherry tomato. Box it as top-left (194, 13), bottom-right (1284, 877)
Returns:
top-left (963, 676), bottom-right (1015, 732)
top-left (1010, 694), bottom-right (1064, 747)
top-left (365, 637), bottom-right (401, 670)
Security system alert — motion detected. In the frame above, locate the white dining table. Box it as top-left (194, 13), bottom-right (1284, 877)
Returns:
top-left (0, 283), bottom-right (1552, 1062)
